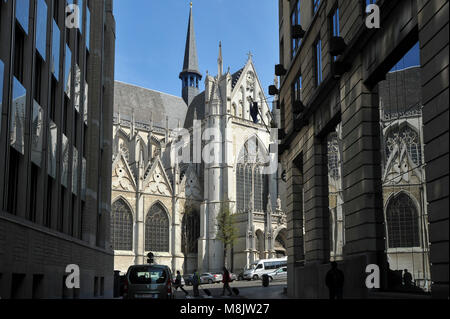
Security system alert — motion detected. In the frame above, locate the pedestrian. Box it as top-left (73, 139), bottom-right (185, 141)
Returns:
top-left (221, 267), bottom-right (233, 297)
top-left (174, 271), bottom-right (189, 296)
top-left (325, 261), bottom-right (344, 300)
top-left (192, 269), bottom-right (200, 297)
top-left (403, 269), bottom-right (413, 288)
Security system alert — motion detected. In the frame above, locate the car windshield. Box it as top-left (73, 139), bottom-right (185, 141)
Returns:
top-left (128, 266), bottom-right (167, 284)
top-left (246, 264), bottom-right (257, 270)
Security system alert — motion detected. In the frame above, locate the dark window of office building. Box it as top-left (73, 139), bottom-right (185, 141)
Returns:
top-left (58, 187), bottom-right (66, 232)
top-left (314, 38), bottom-right (323, 86)
top-left (14, 24), bottom-right (25, 83)
top-left (32, 275), bottom-right (44, 299)
top-left (292, 74), bottom-right (302, 102)
top-left (313, 0), bottom-right (321, 14)
top-left (34, 53), bottom-right (44, 104)
top-left (45, 177), bottom-right (54, 228)
top-left (11, 274), bottom-right (26, 299)
top-left (29, 163), bottom-right (39, 222)
top-left (290, 0), bottom-right (301, 58)
top-left (7, 149), bottom-right (20, 215)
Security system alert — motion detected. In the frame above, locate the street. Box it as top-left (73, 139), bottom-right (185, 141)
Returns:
top-left (173, 280), bottom-right (289, 299)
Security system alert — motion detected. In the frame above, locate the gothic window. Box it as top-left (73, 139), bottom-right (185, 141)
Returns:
top-left (182, 209), bottom-right (200, 254)
top-left (236, 138), bottom-right (269, 212)
top-left (110, 199), bottom-right (133, 251)
top-left (385, 125), bottom-right (422, 166)
top-left (145, 203), bottom-right (169, 252)
top-left (328, 133), bottom-right (341, 180)
top-left (386, 193), bottom-right (420, 248)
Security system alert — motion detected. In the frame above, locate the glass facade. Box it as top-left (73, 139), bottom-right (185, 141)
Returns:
top-left (36, 0), bottom-right (47, 60)
top-left (31, 101), bottom-right (44, 166)
top-left (0, 59), bottom-right (4, 133)
top-left (10, 77), bottom-right (27, 155)
top-left (15, 0), bottom-right (29, 34)
top-left (72, 147), bottom-right (78, 195)
top-left (86, 6), bottom-right (91, 50)
top-left (51, 20), bottom-right (60, 80)
top-left (61, 134), bottom-right (69, 188)
top-left (65, 45), bottom-right (72, 97)
top-left (47, 120), bottom-right (58, 178)
top-left (315, 39), bottom-right (322, 86)
top-left (291, 0), bottom-right (301, 58)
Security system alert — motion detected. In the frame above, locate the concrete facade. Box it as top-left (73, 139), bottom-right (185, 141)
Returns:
top-left (276, 0), bottom-right (448, 298)
top-left (0, 0), bottom-right (116, 299)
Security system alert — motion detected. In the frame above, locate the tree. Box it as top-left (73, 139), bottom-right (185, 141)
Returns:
top-left (216, 203), bottom-right (238, 269)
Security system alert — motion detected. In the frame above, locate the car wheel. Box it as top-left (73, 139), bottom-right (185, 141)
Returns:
top-left (253, 275), bottom-right (259, 281)
top-left (238, 275), bottom-right (243, 281)
top-left (208, 279), bottom-right (213, 284)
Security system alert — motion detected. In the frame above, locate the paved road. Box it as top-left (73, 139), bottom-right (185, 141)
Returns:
top-left (174, 280), bottom-right (289, 299)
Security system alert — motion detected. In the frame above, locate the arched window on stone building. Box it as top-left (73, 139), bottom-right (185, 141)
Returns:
top-left (236, 137), bottom-right (269, 212)
top-left (111, 198), bottom-right (133, 251)
top-left (182, 209), bottom-right (200, 254)
top-left (145, 203), bottom-right (170, 252)
top-left (386, 193), bottom-right (420, 248)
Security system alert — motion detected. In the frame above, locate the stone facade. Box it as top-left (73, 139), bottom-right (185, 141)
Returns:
top-left (277, 0), bottom-right (448, 298)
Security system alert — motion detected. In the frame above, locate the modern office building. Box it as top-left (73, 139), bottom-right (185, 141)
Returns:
top-left (275, 0), bottom-right (448, 298)
top-left (0, 0), bottom-right (116, 298)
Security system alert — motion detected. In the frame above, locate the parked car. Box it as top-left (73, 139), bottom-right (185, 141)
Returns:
top-left (266, 267), bottom-right (288, 282)
top-left (229, 273), bottom-right (237, 282)
top-left (200, 273), bottom-right (221, 284)
top-left (183, 274), bottom-right (193, 286)
top-left (123, 264), bottom-right (174, 299)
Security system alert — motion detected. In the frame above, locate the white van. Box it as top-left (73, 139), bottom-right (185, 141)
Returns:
top-left (243, 257), bottom-right (288, 280)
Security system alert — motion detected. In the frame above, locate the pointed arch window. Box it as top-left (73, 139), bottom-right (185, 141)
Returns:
top-left (386, 193), bottom-right (420, 248)
top-left (182, 209), bottom-right (200, 254)
top-left (111, 199), bottom-right (133, 251)
top-left (145, 203), bottom-right (170, 252)
top-left (236, 137), bottom-right (269, 212)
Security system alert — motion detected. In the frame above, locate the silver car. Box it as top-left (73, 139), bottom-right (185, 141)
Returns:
top-left (124, 264), bottom-right (174, 299)
top-left (267, 267), bottom-right (288, 282)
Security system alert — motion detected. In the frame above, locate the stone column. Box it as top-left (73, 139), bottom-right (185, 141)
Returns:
top-left (340, 56), bottom-right (385, 267)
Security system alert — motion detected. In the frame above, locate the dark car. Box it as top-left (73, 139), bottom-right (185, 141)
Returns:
top-left (183, 274), bottom-right (194, 286)
top-left (123, 264), bottom-right (174, 299)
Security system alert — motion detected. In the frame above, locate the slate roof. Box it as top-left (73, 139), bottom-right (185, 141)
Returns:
top-left (114, 81), bottom-right (188, 129)
top-left (183, 91), bottom-right (205, 129)
top-left (232, 68), bottom-right (244, 89)
top-left (379, 66), bottom-right (422, 117)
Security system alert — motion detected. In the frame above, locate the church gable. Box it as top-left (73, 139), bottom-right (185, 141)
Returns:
top-left (179, 165), bottom-right (202, 200)
top-left (112, 153), bottom-right (137, 192)
top-left (143, 158), bottom-right (173, 196)
top-left (230, 60), bottom-right (271, 122)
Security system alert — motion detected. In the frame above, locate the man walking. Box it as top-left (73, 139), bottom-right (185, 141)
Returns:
top-left (221, 267), bottom-right (233, 297)
top-left (174, 271), bottom-right (188, 297)
top-left (192, 270), bottom-right (200, 297)
top-left (325, 262), bottom-right (345, 299)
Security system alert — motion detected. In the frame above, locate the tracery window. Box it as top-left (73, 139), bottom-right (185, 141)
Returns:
top-left (385, 125), bottom-right (422, 166)
top-left (111, 199), bottom-right (133, 251)
top-left (236, 138), bottom-right (269, 212)
top-left (386, 193), bottom-right (420, 248)
top-left (145, 203), bottom-right (169, 252)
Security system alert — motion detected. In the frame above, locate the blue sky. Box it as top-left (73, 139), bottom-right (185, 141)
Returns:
top-left (113, 0), bottom-right (279, 98)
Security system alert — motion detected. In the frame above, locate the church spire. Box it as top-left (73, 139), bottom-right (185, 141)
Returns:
top-left (218, 41), bottom-right (223, 77)
top-left (180, 2), bottom-right (202, 106)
